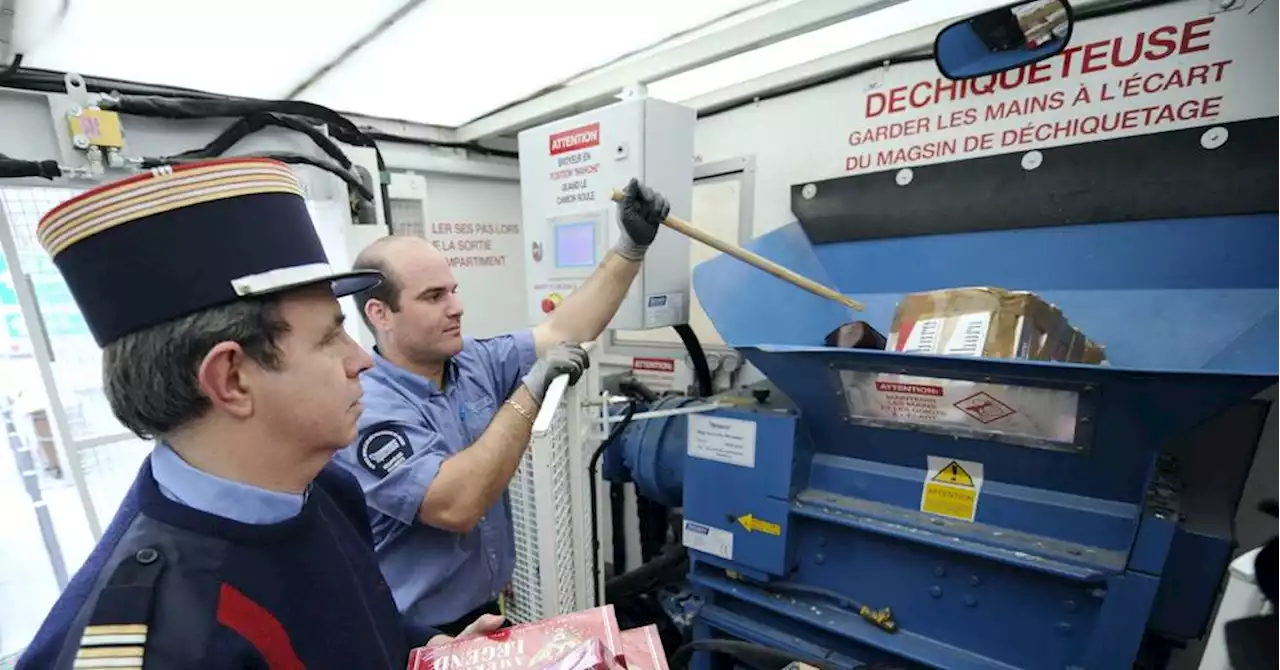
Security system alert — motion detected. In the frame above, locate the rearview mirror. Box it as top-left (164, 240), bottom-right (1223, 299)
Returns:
top-left (934, 0), bottom-right (1074, 80)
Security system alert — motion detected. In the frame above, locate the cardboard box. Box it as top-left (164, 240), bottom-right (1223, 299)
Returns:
top-left (887, 287), bottom-right (1104, 364)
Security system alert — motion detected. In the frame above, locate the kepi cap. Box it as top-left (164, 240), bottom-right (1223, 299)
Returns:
top-left (37, 157), bottom-right (382, 346)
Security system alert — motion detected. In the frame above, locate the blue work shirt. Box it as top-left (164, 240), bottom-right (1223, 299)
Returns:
top-left (151, 442), bottom-right (305, 524)
top-left (333, 332), bottom-right (537, 630)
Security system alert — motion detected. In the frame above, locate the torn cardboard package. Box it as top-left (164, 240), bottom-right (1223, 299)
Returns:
top-left (886, 287), bottom-right (1105, 364)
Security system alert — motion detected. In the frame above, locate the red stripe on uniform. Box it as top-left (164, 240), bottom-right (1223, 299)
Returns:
top-left (216, 583), bottom-right (306, 670)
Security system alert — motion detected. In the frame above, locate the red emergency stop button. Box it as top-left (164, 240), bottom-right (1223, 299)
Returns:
top-left (541, 292), bottom-right (564, 314)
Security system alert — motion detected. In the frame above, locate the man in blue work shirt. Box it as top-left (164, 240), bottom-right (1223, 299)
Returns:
top-left (335, 179), bottom-right (671, 638)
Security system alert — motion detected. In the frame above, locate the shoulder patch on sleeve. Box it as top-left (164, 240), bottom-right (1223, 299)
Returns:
top-left (356, 424), bottom-right (413, 478)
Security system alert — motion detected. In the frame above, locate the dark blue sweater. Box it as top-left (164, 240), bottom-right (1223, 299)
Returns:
top-left (18, 458), bottom-right (421, 669)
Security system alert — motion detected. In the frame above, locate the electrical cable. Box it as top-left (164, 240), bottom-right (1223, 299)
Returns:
top-left (0, 69), bottom-right (514, 160)
top-left (604, 543), bottom-right (688, 601)
top-left (765, 581), bottom-right (869, 614)
top-left (1, 66), bottom-right (234, 99)
top-left (0, 54), bottom-right (23, 84)
top-left (172, 112), bottom-right (353, 168)
top-left (618, 378), bottom-right (660, 403)
top-left (588, 397), bottom-right (637, 606)
top-left (669, 639), bottom-right (839, 670)
top-left (0, 153), bottom-right (62, 180)
top-left (360, 130), bottom-right (519, 160)
top-left (747, 580), bottom-right (897, 633)
top-left (100, 95), bottom-right (396, 235)
top-left (672, 324), bottom-right (713, 398)
top-left (139, 152), bottom-right (373, 202)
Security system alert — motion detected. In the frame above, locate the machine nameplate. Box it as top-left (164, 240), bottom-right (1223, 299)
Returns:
top-left (839, 370), bottom-right (1079, 446)
top-left (644, 292), bottom-right (686, 329)
top-left (688, 414), bottom-right (757, 468)
top-left (921, 456), bottom-right (985, 522)
top-left (682, 520), bottom-right (733, 560)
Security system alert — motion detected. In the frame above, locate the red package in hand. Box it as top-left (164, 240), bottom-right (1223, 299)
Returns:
top-left (542, 638), bottom-right (626, 670)
top-left (620, 626), bottom-right (669, 670)
top-left (408, 606), bottom-right (625, 670)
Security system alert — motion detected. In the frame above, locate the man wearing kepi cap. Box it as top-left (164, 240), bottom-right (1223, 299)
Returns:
top-left (16, 158), bottom-right (505, 669)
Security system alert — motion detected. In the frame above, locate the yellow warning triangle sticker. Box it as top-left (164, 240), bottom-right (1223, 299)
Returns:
top-left (932, 460), bottom-right (975, 487)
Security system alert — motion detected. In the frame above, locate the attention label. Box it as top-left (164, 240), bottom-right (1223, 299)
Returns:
top-left (840, 370), bottom-right (1080, 445)
top-left (549, 122), bottom-right (600, 155)
top-left (921, 456), bottom-right (985, 522)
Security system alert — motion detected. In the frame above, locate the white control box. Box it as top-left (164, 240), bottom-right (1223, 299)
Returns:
top-left (518, 97), bottom-right (693, 330)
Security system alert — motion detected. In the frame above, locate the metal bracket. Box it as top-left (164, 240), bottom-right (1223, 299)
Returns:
top-left (63, 72), bottom-right (93, 109)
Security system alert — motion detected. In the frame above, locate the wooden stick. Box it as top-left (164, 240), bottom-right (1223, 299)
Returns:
top-left (611, 189), bottom-right (864, 311)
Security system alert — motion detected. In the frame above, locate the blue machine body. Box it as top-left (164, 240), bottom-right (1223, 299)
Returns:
top-left (609, 116), bottom-right (1276, 668)
top-left (607, 396), bottom-right (697, 508)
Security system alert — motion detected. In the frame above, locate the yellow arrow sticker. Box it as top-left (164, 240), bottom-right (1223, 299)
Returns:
top-left (736, 514), bottom-right (781, 536)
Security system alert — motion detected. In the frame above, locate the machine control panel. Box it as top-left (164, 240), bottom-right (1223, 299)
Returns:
top-left (518, 97), bottom-right (693, 330)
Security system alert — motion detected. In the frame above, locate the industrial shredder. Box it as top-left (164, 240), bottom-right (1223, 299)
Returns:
top-left (605, 118), bottom-right (1277, 669)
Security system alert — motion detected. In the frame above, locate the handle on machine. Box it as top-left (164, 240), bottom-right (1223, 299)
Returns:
top-left (532, 374), bottom-right (570, 437)
top-left (609, 189), bottom-right (864, 311)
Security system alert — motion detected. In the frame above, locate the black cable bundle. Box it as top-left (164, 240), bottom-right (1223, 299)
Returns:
top-left (102, 95), bottom-right (395, 234)
top-left (0, 153), bottom-right (61, 180)
top-left (172, 112), bottom-right (353, 168)
top-left (669, 639), bottom-right (839, 670)
top-left (0, 54), bottom-right (23, 83)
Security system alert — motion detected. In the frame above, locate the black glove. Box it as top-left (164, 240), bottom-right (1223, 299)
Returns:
top-left (614, 178), bottom-right (670, 261)
top-left (521, 343), bottom-right (590, 405)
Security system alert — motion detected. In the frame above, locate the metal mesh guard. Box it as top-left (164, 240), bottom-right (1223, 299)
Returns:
top-left (506, 346), bottom-right (600, 623)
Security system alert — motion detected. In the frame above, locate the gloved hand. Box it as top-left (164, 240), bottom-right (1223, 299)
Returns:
top-left (614, 178), bottom-right (670, 261)
top-left (521, 343), bottom-right (590, 405)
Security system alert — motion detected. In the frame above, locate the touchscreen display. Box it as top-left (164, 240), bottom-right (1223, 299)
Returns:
top-left (555, 222), bottom-right (596, 268)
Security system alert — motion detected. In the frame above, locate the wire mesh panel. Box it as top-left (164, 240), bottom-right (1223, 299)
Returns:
top-left (0, 186), bottom-right (151, 505)
top-left (0, 186), bottom-right (116, 444)
top-left (506, 343), bottom-right (603, 623)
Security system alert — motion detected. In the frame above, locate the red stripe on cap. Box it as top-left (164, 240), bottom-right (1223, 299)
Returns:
top-left (38, 157), bottom-right (289, 231)
top-left (216, 583), bottom-right (306, 670)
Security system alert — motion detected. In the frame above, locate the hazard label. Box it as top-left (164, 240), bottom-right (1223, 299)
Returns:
top-left (954, 392), bottom-right (1015, 424)
top-left (932, 460), bottom-right (974, 487)
top-left (921, 456), bottom-right (985, 522)
top-left (839, 370), bottom-right (1079, 445)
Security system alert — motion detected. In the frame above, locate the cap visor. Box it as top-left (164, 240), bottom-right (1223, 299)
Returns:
top-left (330, 271), bottom-right (384, 298)
top-left (240, 270), bottom-right (383, 300)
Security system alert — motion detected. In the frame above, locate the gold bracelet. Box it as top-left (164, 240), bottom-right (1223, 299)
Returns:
top-left (505, 398), bottom-right (535, 425)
